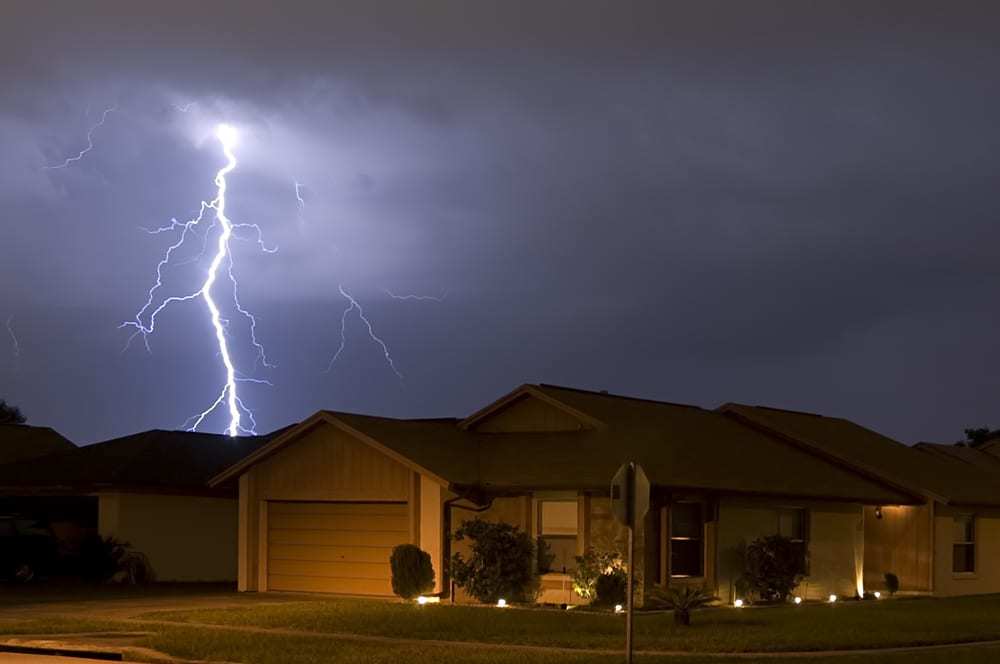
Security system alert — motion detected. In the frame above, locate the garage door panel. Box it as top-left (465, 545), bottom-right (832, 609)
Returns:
top-left (269, 559), bottom-right (391, 580)
top-left (268, 528), bottom-right (405, 548)
top-left (268, 513), bottom-right (408, 533)
top-left (269, 502), bottom-right (406, 517)
top-left (266, 500), bottom-right (408, 596)
top-left (268, 574), bottom-right (393, 596)
top-left (268, 543), bottom-right (395, 564)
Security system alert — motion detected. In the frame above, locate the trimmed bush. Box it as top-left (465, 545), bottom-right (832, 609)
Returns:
top-left (572, 547), bottom-right (625, 601)
top-left (594, 569), bottom-right (627, 607)
top-left (885, 572), bottom-right (900, 596)
top-left (450, 518), bottom-right (539, 604)
top-left (390, 544), bottom-right (435, 600)
top-left (741, 534), bottom-right (804, 602)
top-left (78, 534), bottom-right (155, 584)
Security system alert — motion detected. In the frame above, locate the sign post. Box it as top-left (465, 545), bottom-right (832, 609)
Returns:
top-left (611, 461), bottom-right (649, 664)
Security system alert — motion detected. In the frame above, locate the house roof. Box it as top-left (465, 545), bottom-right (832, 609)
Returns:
top-left (214, 384), bottom-right (918, 505)
top-left (914, 442), bottom-right (1000, 474)
top-left (721, 404), bottom-right (1000, 507)
top-left (0, 427), bottom-right (286, 495)
top-left (0, 424), bottom-right (76, 464)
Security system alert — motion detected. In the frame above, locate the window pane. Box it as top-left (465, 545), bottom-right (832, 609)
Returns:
top-left (953, 515), bottom-right (974, 543)
top-left (541, 536), bottom-right (577, 574)
top-left (671, 539), bottom-right (703, 577)
top-left (671, 503), bottom-right (703, 539)
top-left (540, 501), bottom-right (578, 536)
top-left (953, 543), bottom-right (975, 573)
top-left (778, 509), bottom-right (805, 540)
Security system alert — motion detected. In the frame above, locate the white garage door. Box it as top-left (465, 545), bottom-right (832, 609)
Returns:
top-left (267, 501), bottom-right (409, 595)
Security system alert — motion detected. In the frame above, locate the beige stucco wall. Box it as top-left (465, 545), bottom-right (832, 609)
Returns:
top-left (237, 420), bottom-right (443, 592)
top-left (98, 492), bottom-right (237, 582)
top-left (863, 504), bottom-right (932, 593)
top-left (716, 498), bottom-right (863, 603)
top-left (932, 504), bottom-right (1000, 596)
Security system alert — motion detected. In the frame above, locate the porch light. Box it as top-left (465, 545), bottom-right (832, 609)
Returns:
top-left (794, 596), bottom-right (802, 605)
top-left (614, 604), bottom-right (624, 614)
top-left (828, 594), bottom-right (837, 603)
top-left (733, 599), bottom-right (744, 608)
top-left (497, 598), bottom-right (507, 608)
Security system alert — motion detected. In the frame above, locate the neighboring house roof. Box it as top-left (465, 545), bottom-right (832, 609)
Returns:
top-left (721, 404), bottom-right (1000, 507)
top-left (213, 384), bottom-right (918, 505)
top-left (914, 442), bottom-right (1000, 474)
top-left (0, 424), bottom-right (76, 464)
top-left (0, 427), bottom-right (288, 495)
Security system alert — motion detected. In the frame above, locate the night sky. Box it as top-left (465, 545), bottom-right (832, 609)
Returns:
top-left (2, 1), bottom-right (999, 445)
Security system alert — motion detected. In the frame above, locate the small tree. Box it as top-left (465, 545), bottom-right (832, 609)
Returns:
top-left (884, 572), bottom-right (900, 596)
top-left (571, 547), bottom-right (625, 601)
top-left (390, 544), bottom-right (435, 599)
top-left (450, 518), bottom-right (538, 604)
top-left (647, 586), bottom-right (717, 626)
top-left (741, 534), bottom-right (804, 602)
top-left (0, 400), bottom-right (25, 425)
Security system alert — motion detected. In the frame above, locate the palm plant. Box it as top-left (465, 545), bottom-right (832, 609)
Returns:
top-left (648, 586), bottom-right (718, 626)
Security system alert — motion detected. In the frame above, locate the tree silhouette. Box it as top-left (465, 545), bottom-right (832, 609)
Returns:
top-left (958, 427), bottom-right (1000, 447)
top-left (0, 400), bottom-right (26, 425)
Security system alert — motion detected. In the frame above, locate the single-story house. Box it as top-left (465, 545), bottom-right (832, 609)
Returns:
top-left (0, 427), bottom-right (285, 581)
top-left (212, 384), bottom-right (977, 604)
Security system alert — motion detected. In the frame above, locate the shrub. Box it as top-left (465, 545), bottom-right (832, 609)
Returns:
top-left (647, 586), bottom-right (718, 625)
top-left (741, 534), bottom-right (804, 602)
top-left (390, 544), bottom-right (435, 600)
top-left (884, 572), bottom-right (900, 596)
top-left (572, 547), bottom-right (625, 601)
top-left (593, 569), bottom-right (627, 607)
top-left (536, 538), bottom-right (556, 574)
top-left (78, 534), bottom-right (155, 584)
top-left (450, 518), bottom-right (539, 604)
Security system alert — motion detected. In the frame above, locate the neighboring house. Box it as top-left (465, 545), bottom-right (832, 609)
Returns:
top-left (721, 404), bottom-right (1000, 598)
top-left (0, 424), bottom-right (76, 463)
top-left (0, 428), bottom-right (284, 582)
top-left (213, 384), bottom-right (932, 604)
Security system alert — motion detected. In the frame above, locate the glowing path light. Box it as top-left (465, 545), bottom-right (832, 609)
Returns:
top-left (121, 124), bottom-right (275, 436)
top-left (44, 106), bottom-right (117, 170)
top-left (325, 285), bottom-right (403, 380)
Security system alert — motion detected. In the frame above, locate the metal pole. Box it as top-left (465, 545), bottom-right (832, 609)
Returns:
top-left (626, 523), bottom-right (634, 664)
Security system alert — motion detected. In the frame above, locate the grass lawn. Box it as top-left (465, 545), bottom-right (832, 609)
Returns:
top-left (141, 594), bottom-right (1000, 654)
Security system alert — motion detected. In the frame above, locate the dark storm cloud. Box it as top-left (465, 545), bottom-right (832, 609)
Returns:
top-left (2, 1), bottom-right (999, 444)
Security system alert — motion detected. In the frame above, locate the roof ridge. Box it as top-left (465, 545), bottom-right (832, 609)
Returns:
top-left (736, 403), bottom-right (827, 418)
top-left (536, 383), bottom-right (704, 410)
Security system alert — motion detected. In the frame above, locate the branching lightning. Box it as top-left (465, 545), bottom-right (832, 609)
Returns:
top-left (325, 285), bottom-right (403, 380)
top-left (121, 124), bottom-right (275, 436)
top-left (5, 315), bottom-right (19, 361)
top-left (44, 106), bottom-right (117, 170)
top-left (383, 288), bottom-right (448, 302)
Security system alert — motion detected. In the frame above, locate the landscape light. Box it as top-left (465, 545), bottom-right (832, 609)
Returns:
top-left (828, 594), bottom-right (837, 603)
top-left (794, 596), bottom-right (802, 605)
top-left (497, 598), bottom-right (507, 608)
top-left (416, 596), bottom-right (428, 605)
top-left (874, 591), bottom-right (881, 599)
top-left (614, 604), bottom-right (624, 614)
top-left (734, 599), bottom-right (744, 608)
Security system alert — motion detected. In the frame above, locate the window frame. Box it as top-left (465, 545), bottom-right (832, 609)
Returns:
top-left (952, 513), bottom-right (976, 575)
top-left (535, 497), bottom-right (580, 575)
top-left (669, 501), bottom-right (705, 579)
top-left (776, 507), bottom-right (809, 575)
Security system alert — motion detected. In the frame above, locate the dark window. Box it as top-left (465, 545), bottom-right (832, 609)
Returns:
top-left (670, 502), bottom-right (704, 577)
top-left (538, 500), bottom-right (578, 573)
top-left (777, 508), bottom-right (808, 574)
top-left (953, 515), bottom-right (975, 574)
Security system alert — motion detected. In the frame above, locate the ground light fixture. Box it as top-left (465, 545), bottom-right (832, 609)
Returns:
top-left (794, 596), bottom-right (802, 605)
top-left (828, 594), bottom-right (838, 603)
top-left (614, 604), bottom-right (624, 614)
top-left (416, 596), bottom-right (428, 605)
top-left (496, 598), bottom-right (507, 608)
top-left (874, 591), bottom-right (881, 599)
top-left (733, 599), bottom-right (744, 608)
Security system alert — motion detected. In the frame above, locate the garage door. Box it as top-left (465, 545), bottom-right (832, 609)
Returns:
top-left (267, 501), bottom-right (409, 595)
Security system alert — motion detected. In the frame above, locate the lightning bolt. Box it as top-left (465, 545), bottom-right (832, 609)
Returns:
top-left (383, 288), bottom-right (448, 302)
top-left (293, 180), bottom-right (307, 226)
top-left (121, 124), bottom-right (274, 436)
top-left (325, 285), bottom-right (402, 380)
top-left (44, 105), bottom-right (117, 170)
top-left (5, 315), bottom-right (19, 361)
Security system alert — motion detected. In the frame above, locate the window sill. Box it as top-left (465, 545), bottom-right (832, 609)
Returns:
top-left (952, 572), bottom-right (978, 580)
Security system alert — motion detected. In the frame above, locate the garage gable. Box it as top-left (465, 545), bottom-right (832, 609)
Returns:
top-left (250, 421), bottom-right (410, 502)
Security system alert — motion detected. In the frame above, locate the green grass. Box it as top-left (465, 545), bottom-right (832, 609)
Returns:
top-left (142, 594), bottom-right (1000, 653)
